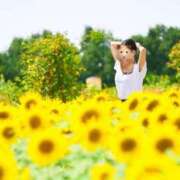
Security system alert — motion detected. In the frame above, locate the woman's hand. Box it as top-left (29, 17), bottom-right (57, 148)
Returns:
top-left (111, 41), bottom-right (122, 49)
top-left (136, 42), bottom-right (146, 51)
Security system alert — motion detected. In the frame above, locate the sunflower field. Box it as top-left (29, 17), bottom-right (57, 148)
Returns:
top-left (0, 86), bottom-right (180, 180)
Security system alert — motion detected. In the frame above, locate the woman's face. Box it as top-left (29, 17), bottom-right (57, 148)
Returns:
top-left (117, 45), bottom-right (136, 63)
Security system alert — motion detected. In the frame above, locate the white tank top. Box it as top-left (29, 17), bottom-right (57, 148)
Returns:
top-left (114, 60), bottom-right (147, 99)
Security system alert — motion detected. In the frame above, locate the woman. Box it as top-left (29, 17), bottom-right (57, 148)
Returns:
top-left (110, 39), bottom-right (147, 102)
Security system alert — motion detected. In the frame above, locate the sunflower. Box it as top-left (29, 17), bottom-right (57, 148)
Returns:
top-left (136, 111), bottom-right (152, 129)
top-left (20, 108), bottom-right (51, 136)
top-left (140, 94), bottom-right (170, 113)
top-left (110, 127), bottom-right (145, 164)
top-left (162, 87), bottom-right (180, 108)
top-left (169, 109), bottom-right (180, 133)
top-left (171, 99), bottom-right (180, 108)
top-left (0, 121), bottom-right (19, 145)
top-left (42, 98), bottom-right (65, 123)
top-left (27, 128), bottom-right (69, 166)
top-left (19, 91), bottom-right (43, 110)
top-left (0, 104), bottom-right (16, 123)
top-left (71, 100), bottom-right (111, 131)
top-left (124, 154), bottom-right (180, 180)
top-left (147, 126), bottom-right (180, 157)
top-left (162, 87), bottom-right (180, 100)
top-left (92, 91), bottom-right (111, 102)
top-left (108, 120), bottom-right (142, 153)
top-left (124, 91), bottom-right (145, 112)
top-left (90, 162), bottom-right (117, 180)
top-left (149, 106), bottom-right (172, 127)
top-left (77, 121), bottom-right (111, 152)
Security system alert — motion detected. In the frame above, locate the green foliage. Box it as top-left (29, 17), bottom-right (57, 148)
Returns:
top-left (131, 24), bottom-right (180, 75)
top-left (143, 72), bottom-right (173, 88)
top-left (0, 30), bottom-right (53, 82)
top-left (80, 26), bottom-right (114, 87)
top-left (20, 33), bottom-right (85, 102)
top-left (80, 24), bottom-right (180, 87)
top-left (168, 41), bottom-right (180, 83)
top-left (0, 25), bottom-right (179, 95)
top-left (0, 74), bottom-right (23, 104)
top-left (0, 38), bottom-right (24, 80)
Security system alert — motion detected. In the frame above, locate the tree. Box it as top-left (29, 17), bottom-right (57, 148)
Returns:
top-left (0, 38), bottom-right (24, 80)
top-left (132, 24), bottom-right (180, 75)
top-left (20, 32), bottom-right (84, 102)
top-left (80, 26), bottom-right (115, 87)
top-left (167, 41), bottom-right (180, 82)
top-left (0, 30), bottom-right (53, 81)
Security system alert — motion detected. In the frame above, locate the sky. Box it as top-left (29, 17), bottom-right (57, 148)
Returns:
top-left (0, 0), bottom-right (180, 51)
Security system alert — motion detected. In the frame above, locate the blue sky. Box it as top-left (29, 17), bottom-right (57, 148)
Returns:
top-left (0, 0), bottom-right (180, 51)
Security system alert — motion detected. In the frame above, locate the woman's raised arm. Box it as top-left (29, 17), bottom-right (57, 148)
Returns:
top-left (136, 42), bottom-right (147, 72)
top-left (110, 41), bottom-right (121, 61)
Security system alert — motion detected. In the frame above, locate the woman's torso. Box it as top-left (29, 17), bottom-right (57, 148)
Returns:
top-left (114, 60), bottom-right (144, 98)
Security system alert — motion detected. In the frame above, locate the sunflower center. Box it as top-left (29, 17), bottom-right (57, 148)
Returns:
top-left (81, 110), bottom-right (99, 123)
top-left (129, 99), bottom-right (138, 111)
top-left (121, 138), bottom-right (137, 152)
top-left (29, 115), bottom-right (41, 129)
top-left (100, 172), bottom-right (109, 180)
top-left (3, 127), bottom-right (15, 139)
top-left (88, 129), bottom-right (101, 143)
top-left (25, 100), bottom-right (37, 109)
top-left (0, 112), bottom-right (9, 119)
top-left (120, 127), bottom-right (127, 132)
top-left (51, 109), bottom-right (59, 114)
top-left (142, 118), bottom-right (149, 127)
top-left (158, 114), bottom-right (167, 123)
top-left (0, 166), bottom-right (4, 179)
top-left (97, 96), bottom-right (105, 101)
top-left (145, 167), bottom-right (161, 173)
top-left (173, 101), bottom-right (179, 107)
top-left (169, 93), bottom-right (178, 98)
top-left (147, 100), bottom-right (159, 111)
top-left (174, 118), bottom-right (180, 129)
top-left (156, 138), bottom-right (174, 152)
top-left (39, 140), bottom-right (54, 154)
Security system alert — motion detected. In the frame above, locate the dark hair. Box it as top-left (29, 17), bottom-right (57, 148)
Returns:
top-left (121, 39), bottom-right (137, 52)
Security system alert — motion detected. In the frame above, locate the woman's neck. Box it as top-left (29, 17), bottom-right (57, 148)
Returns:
top-left (119, 59), bottom-right (135, 73)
